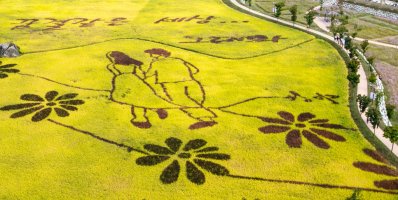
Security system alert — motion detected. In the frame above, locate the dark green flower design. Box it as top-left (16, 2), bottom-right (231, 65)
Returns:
top-left (258, 111), bottom-right (351, 149)
top-left (136, 137), bottom-right (230, 185)
top-left (0, 90), bottom-right (84, 122)
top-left (354, 148), bottom-right (398, 190)
top-left (0, 61), bottom-right (19, 79)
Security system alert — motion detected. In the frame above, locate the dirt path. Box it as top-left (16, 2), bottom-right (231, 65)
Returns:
top-left (229, 0), bottom-right (398, 156)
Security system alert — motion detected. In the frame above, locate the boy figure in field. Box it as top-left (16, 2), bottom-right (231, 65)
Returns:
top-left (143, 48), bottom-right (217, 129)
top-left (106, 51), bottom-right (167, 129)
top-left (106, 48), bottom-right (217, 130)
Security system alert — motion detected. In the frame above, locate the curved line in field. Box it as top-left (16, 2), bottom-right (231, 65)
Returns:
top-left (22, 37), bottom-right (314, 60)
top-left (17, 73), bottom-right (111, 92)
top-left (48, 119), bottom-right (149, 155)
top-left (227, 174), bottom-right (398, 195)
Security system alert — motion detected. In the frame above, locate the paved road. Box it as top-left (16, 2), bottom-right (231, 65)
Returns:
top-left (357, 62), bottom-right (398, 155)
top-left (228, 0), bottom-right (398, 156)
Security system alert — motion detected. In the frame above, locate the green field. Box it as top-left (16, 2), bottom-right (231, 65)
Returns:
top-left (345, 12), bottom-right (398, 40)
top-left (1, 0), bottom-right (398, 199)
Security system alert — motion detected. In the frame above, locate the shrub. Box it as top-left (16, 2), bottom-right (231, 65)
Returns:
top-left (368, 73), bottom-right (377, 84)
top-left (347, 72), bottom-right (360, 87)
top-left (386, 104), bottom-right (396, 120)
top-left (348, 59), bottom-right (360, 72)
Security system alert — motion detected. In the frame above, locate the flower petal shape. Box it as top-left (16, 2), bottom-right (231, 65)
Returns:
top-left (0, 73), bottom-right (8, 79)
top-left (165, 137), bottom-right (182, 152)
top-left (310, 128), bottom-right (346, 142)
top-left (259, 125), bottom-right (290, 134)
top-left (309, 119), bottom-right (329, 124)
top-left (160, 160), bottom-right (180, 184)
top-left (144, 144), bottom-right (174, 155)
top-left (20, 94), bottom-right (45, 102)
top-left (186, 161), bottom-right (205, 185)
top-left (0, 103), bottom-right (41, 111)
top-left (59, 100), bottom-right (85, 105)
top-left (183, 139), bottom-right (207, 151)
top-left (196, 153), bottom-right (230, 160)
top-left (60, 105), bottom-right (78, 111)
top-left (0, 64), bottom-right (16, 68)
top-left (302, 130), bottom-right (330, 149)
top-left (353, 162), bottom-right (398, 177)
top-left (277, 111), bottom-right (295, 122)
top-left (45, 91), bottom-right (59, 101)
top-left (10, 106), bottom-right (44, 118)
top-left (189, 121), bottom-right (217, 130)
top-left (374, 179), bottom-right (398, 190)
top-left (285, 129), bottom-right (302, 148)
top-left (297, 113), bottom-right (316, 122)
top-left (363, 148), bottom-right (389, 164)
top-left (31, 107), bottom-right (52, 122)
top-left (55, 93), bottom-right (79, 101)
top-left (260, 117), bottom-right (292, 125)
top-left (194, 159), bottom-right (229, 176)
top-left (136, 155), bottom-right (170, 166)
top-left (54, 108), bottom-right (69, 117)
top-left (0, 69), bottom-right (19, 73)
top-left (314, 123), bottom-right (349, 130)
top-left (195, 147), bottom-right (219, 153)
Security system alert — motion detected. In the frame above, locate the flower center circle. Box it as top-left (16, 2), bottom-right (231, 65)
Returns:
top-left (46, 102), bottom-right (56, 106)
top-left (295, 123), bottom-right (306, 128)
top-left (178, 153), bottom-right (191, 159)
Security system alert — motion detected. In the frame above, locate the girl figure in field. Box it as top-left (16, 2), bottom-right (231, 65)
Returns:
top-left (106, 51), bottom-right (168, 129)
top-left (143, 48), bottom-right (217, 129)
top-left (106, 49), bottom-right (217, 130)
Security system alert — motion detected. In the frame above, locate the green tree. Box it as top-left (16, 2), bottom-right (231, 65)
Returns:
top-left (346, 189), bottom-right (362, 200)
top-left (347, 72), bottom-right (360, 87)
top-left (320, 0), bottom-right (324, 11)
top-left (357, 95), bottom-right (371, 113)
top-left (383, 126), bottom-right (398, 152)
top-left (351, 32), bottom-right (358, 39)
top-left (289, 5), bottom-right (298, 25)
top-left (344, 36), bottom-right (353, 50)
top-left (375, 92), bottom-right (383, 108)
top-left (367, 56), bottom-right (375, 66)
top-left (337, 0), bottom-right (344, 14)
top-left (366, 107), bottom-right (381, 133)
top-left (274, 2), bottom-right (285, 18)
top-left (331, 24), bottom-right (348, 36)
top-left (368, 73), bottom-right (377, 84)
top-left (348, 47), bottom-right (357, 58)
top-left (330, 15), bottom-right (336, 30)
top-left (386, 104), bottom-right (396, 120)
top-left (339, 14), bottom-right (349, 25)
top-left (304, 11), bottom-right (317, 27)
top-left (360, 40), bottom-right (369, 53)
top-left (347, 59), bottom-right (359, 73)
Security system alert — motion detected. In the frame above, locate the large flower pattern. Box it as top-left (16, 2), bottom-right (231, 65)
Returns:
top-left (258, 111), bottom-right (352, 149)
top-left (0, 90), bottom-right (84, 122)
top-left (136, 137), bottom-right (230, 185)
top-left (353, 148), bottom-right (398, 190)
top-left (0, 62), bottom-right (19, 79)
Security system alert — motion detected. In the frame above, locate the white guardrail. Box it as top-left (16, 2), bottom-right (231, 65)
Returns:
top-left (356, 50), bottom-right (393, 127)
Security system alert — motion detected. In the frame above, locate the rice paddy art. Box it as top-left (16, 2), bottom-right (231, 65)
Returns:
top-left (1, 0), bottom-right (397, 199)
